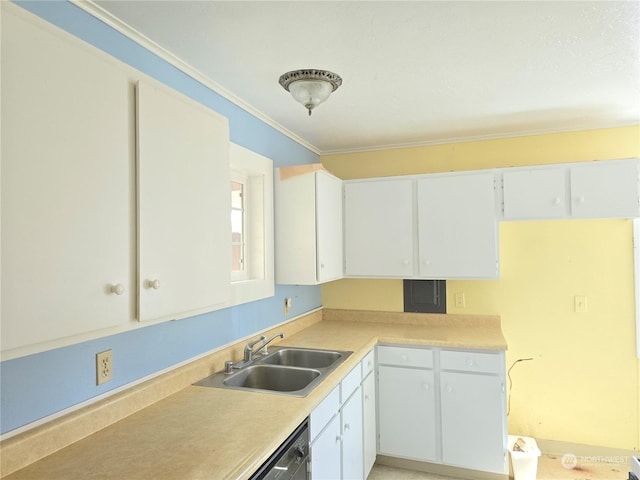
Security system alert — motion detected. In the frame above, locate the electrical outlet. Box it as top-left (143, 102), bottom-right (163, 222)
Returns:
top-left (96, 350), bottom-right (113, 385)
top-left (284, 297), bottom-right (292, 315)
top-left (454, 293), bottom-right (466, 309)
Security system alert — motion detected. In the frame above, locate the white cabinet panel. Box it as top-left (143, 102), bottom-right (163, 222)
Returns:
top-left (275, 169), bottom-right (343, 285)
top-left (417, 173), bottom-right (499, 279)
top-left (1, 6), bottom-right (133, 351)
top-left (378, 365), bottom-right (437, 462)
top-left (377, 345), bottom-right (433, 368)
top-left (341, 387), bottom-right (364, 480)
top-left (311, 414), bottom-right (342, 480)
top-left (344, 179), bottom-right (414, 277)
top-left (362, 371), bottom-right (377, 478)
top-left (502, 159), bottom-right (640, 221)
top-left (503, 168), bottom-right (566, 219)
top-left (440, 372), bottom-right (506, 473)
top-left (137, 80), bottom-right (230, 322)
top-left (316, 172), bottom-right (344, 283)
top-left (570, 160), bottom-right (640, 218)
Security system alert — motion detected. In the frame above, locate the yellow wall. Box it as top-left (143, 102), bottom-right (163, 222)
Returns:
top-left (321, 126), bottom-right (640, 451)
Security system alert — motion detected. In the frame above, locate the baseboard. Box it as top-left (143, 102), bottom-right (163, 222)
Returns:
top-left (376, 455), bottom-right (508, 480)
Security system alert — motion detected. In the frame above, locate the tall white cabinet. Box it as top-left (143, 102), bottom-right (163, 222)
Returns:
top-left (275, 169), bottom-right (343, 285)
top-left (136, 80), bottom-right (230, 322)
top-left (1, 4), bottom-right (233, 355)
top-left (1, 6), bottom-right (134, 351)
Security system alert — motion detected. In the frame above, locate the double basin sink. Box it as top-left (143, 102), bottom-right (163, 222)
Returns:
top-left (194, 346), bottom-right (352, 397)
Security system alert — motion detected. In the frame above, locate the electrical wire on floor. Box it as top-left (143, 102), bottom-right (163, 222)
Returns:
top-left (507, 357), bottom-right (533, 416)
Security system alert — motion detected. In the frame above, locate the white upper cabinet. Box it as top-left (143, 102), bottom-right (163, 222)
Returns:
top-left (417, 173), bottom-right (499, 279)
top-left (503, 168), bottom-right (566, 219)
top-left (275, 168), bottom-right (343, 285)
top-left (569, 160), bottom-right (640, 218)
top-left (136, 80), bottom-right (230, 322)
top-left (344, 179), bottom-right (414, 277)
top-left (1, 5), bottom-right (133, 352)
top-left (502, 159), bottom-right (640, 220)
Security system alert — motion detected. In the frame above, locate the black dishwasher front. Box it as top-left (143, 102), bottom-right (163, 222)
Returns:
top-left (249, 418), bottom-right (309, 480)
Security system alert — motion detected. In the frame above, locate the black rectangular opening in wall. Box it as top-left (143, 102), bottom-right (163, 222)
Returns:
top-left (403, 279), bottom-right (446, 313)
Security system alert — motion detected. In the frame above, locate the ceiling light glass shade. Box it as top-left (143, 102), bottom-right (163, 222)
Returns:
top-left (279, 69), bottom-right (342, 116)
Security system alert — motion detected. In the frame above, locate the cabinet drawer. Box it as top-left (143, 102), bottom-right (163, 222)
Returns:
top-left (310, 385), bottom-right (340, 442)
top-left (440, 350), bottom-right (503, 374)
top-left (377, 345), bottom-right (433, 368)
top-left (341, 363), bottom-right (362, 403)
top-left (361, 350), bottom-right (375, 378)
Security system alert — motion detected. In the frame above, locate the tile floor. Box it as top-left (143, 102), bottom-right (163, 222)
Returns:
top-left (368, 453), bottom-right (631, 479)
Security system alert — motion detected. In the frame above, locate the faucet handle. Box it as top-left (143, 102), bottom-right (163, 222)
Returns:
top-left (246, 335), bottom-right (266, 350)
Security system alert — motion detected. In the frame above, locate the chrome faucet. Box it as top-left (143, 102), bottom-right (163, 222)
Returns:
top-left (225, 333), bottom-right (286, 373)
top-left (243, 335), bottom-right (266, 362)
top-left (253, 333), bottom-right (285, 357)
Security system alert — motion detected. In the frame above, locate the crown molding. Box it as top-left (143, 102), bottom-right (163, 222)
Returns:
top-left (70, 0), bottom-right (321, 156)
top-left (320, 121), bottom-right (640, 156)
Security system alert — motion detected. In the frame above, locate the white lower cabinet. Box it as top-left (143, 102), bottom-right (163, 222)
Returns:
top-left (440, 372), bottom-right (506, 472)
top-left (362, 355), bottom-right (377, 478)
top-left (311, 351), bottom-right (375, 480)
top-left (377, 345), bottom-right (507, 475)
top-left (311, 413), bottom-right (342, 480)
top-left (378, 364), bottom-right (437, 462)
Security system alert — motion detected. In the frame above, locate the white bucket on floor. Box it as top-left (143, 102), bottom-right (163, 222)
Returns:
top-left (508, 435), bottom-right (541, 480)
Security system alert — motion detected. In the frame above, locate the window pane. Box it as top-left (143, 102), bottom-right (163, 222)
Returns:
top-left (231, 181), bottom-right (243, 209)
top-left (231, 209), bottom-right (243, 235)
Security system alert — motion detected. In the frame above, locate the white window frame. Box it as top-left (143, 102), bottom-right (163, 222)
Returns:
top-left (227, 143), bottom-right (274, 306)
top-left (231, 171), bottom-right (248, 282)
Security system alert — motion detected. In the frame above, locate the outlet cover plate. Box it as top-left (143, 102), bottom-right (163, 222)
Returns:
top-left (96, 350), bottom-right (113, 385)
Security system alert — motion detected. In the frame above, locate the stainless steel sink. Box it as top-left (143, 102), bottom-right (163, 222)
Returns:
top-left (194, 346), bottom-right (352, 397)
top-left (223, 365), bottom-right (320, 391)
top-left (259, 348), bottom-right (343, 368)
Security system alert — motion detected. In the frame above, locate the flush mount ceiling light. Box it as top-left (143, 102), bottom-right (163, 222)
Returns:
top-left (279, 69), bottom-right (342, 116)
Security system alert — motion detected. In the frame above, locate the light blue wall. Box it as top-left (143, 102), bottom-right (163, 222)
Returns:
top-left (0, 1), bottom-right (321, 435)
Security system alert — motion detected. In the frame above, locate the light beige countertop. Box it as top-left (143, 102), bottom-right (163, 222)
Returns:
top-left (2, 310), bottom-right (506, 480)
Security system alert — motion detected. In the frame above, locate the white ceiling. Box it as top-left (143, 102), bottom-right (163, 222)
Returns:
top-left (92, 1), bottom-right (640, 154)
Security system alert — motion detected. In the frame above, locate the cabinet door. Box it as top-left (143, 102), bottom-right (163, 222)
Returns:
top-left (362, 372), bottom-right (377, 478)
top-left (137, 80), bottom-right (230, 322)
top-left (570, 160), bottom-right (640, 218)
top-left (503, 168), bottom-right (567, 219)
top-left (1, 7), bottom-right (133, 351)
top-left (311, 414), bottom-right (342, 480)
top-left (440, 372), bottom-right (506, 473)
top-left (341, 387), bottom-right (364, 480)
top-left (417, 173), bottom-right (499, 279)
top-left (344, 179), bottom-right (414, 277)
top-left (378, 365), bottom-right (436, 462)
top-left (316, 171), bottom-right (344, 283)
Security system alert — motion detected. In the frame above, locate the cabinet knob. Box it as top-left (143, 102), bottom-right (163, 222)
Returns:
top-left (552, 197), bottom-right (561, 206)
top-left (109, 283), bottom-right (124, 295)
top-left (320, 263), bottom-right (325, 269)
top-left (335, 435), bottom-right (342, 443)
top-left (365, 394), bottom-right (370, 401)
top-left (146, 279), bottom-right (161, 290)
top-left (422, 383), bottom-right (430, 391)
top-left (446, 385), bottom-right (453, 394)
top-left (402, 259), bottom-right (410, 266)
top-left (466, 358), bottom-right (475, 367)
top-left (344, 423), bottom-right (350, 431)
top-left (576, 196), bottom-right (585, 204)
